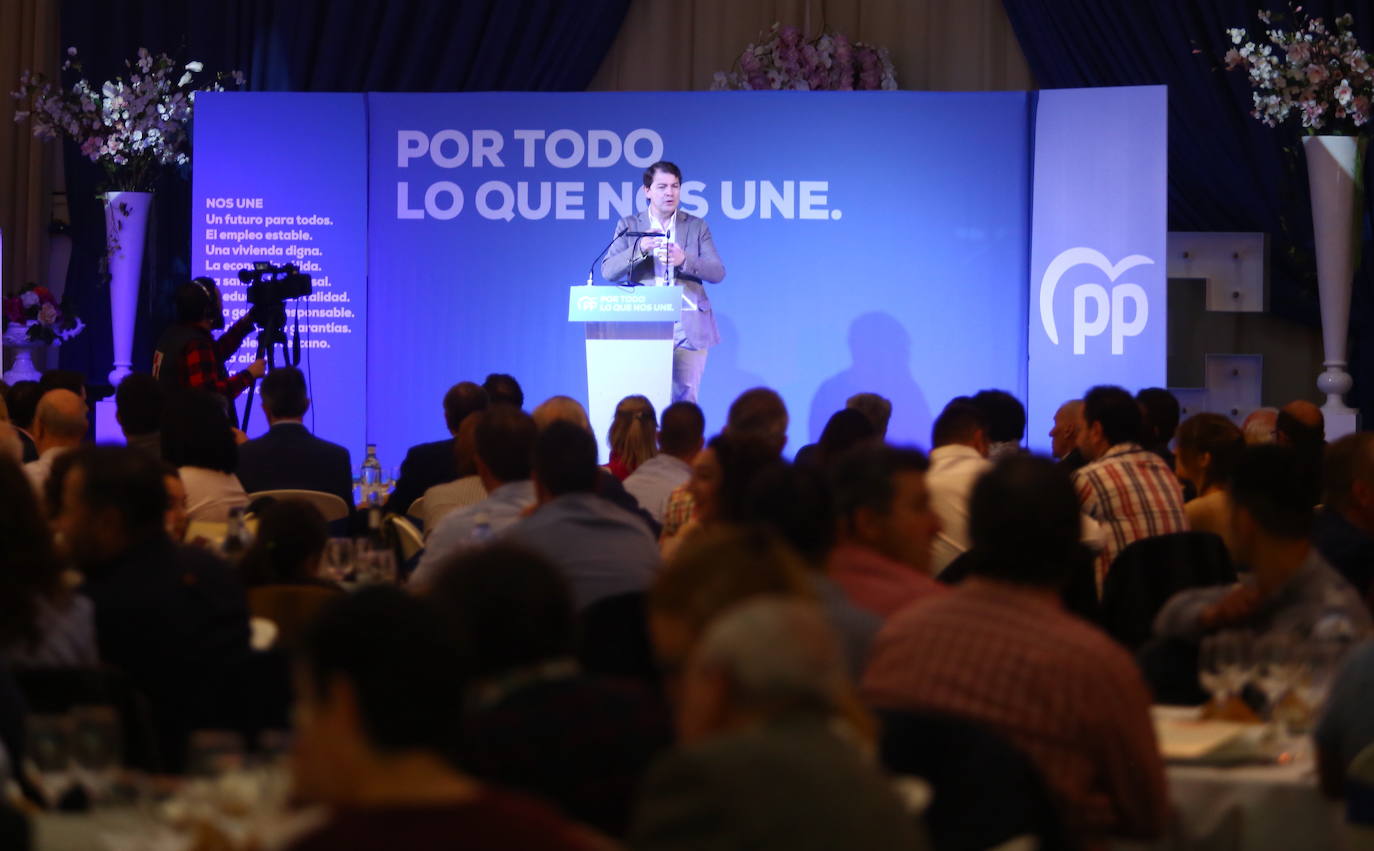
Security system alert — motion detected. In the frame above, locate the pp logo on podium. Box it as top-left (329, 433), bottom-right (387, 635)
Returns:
top-left (577, 295), bottom-right (599, 312)
top-left (1039, 247), bottom-right (1154, 355)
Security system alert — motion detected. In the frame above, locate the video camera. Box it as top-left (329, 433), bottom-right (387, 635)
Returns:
top-left (238, 261), bottom-right (312, 307)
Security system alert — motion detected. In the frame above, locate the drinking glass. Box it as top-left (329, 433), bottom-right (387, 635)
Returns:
top-left (321, 538), bottom-right (356, 584)
top-left (1198, 634), bottom-right (1232, 705)
top-left (355, 544), bottom-right (397, 585)
top-left (26, 714), bottom-right (73, 807)
top-left (70, 705), bottom-right (122, 801)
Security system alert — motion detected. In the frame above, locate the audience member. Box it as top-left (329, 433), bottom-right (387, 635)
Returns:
top-left (53, 446), bottom-right (251, 771)
top-left (505, 421), bottom-right (660, 610)
top-left (624, 401), bottom-right (703, 524)
top-left (162, 463), bottom-right (190, 542)
top-left (533, 394), bottom-right (661, 535)
top-left (283, 587), bottom-right (600, 851)
top-left (1050, 399), bottom-right (1087, 472)
top-left (793, 408), bottom-right (876, 469)
top-left (1136, 387), bottom-right (1181, 470)
top-left (426, 544), bottom-right (670, 837)
top-left (1316, 433), bottom-right (1374, 601)
top-left (660, 388), bottom-right (788, 549)
top-left (827, 444), bottom-right (946, 619)
top-left (1174, 413), bottom-right (1245, 540)
top-left (5, 380), bottom-right (40, 462)
top-left (0, 457), bottom-right (97, 668)
top-left (845, 391), bottom-right (892, 438)
top-left (970, 388), bottom-right (1025, 460)
top-left (1155, 445), bottom-right (1371, 642)
top-left (239, 499), bottom-right (335, 589)
top-left (412, 406), bottom-right (538, 587)
top-left (1316, 638), bottom-right (1374, 798)
top-left (24, 388), bottom-right (87, 495)
top-left (417, 411), bottom-right (487, 528)
top-left (235, 367), bottom-right (355, 526)
top-left (733, 463), bottom-right (881, 679)
top-left (1277, 399), bottom-right (1326, 506)
top-left (607, 394), bottom-right (657, 480)
top-left (863, 455), bottom-right (1168, 843)
top-left (0, 394), bottom-right (19, 464)
top-left (483, 372), bottom-right (525, 409)
top-left (384, 381), bottom-right (488, 515)
top-left (631, 599), bottom-right (930, 851)
top-left (927, 399), bottom-right (992, 574)
top-left (161, 389), bottom-right (249, 523)
top-left (37, 368), bottom-right (88, 401)
top-left (1242, 406), bottom-right (1279, 445)
top-left (115, 372), bottom-right (165, 459)
top-left (1074, 385), bottom-right (1187, 590)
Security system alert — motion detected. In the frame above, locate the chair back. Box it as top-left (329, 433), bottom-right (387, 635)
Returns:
top-left (876, 709), bottom-right (1077, 851)
top-left (1101, 532), bottom-right (1235, 651)
top-left (406, 496), bottom-right (426, 522)
top-left (246, 489), bottom-right (350, 522)
top-left (387, 515), bottom-right (425, 561)
top-left (247, 585), bottom-right (342, 648)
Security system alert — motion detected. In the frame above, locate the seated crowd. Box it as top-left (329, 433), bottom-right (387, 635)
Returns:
top-left (4, 364), bottom-right (1374, 851)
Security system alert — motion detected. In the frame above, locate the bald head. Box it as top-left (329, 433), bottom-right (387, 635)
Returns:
top-left (34, 389), bottom-right (88, 450)
top-left (1242, 408), bottom-right (1278, 445)
top-left (531, 395), bottom-right (591, 433)
top-left (1281, 400), bottom-right (1323, 430)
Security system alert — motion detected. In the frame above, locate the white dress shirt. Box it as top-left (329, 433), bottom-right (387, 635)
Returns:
top-left (926, 444), bottom-right (992, 575)
top-left (623, 453), bottom-right (693, 524)
top-left (178, 466), bottom-right (250, 523)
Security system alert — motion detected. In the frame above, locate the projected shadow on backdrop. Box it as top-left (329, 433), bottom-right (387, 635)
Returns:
top-left (808, 312), bottom-right (932, 449)
top-left (696, 312), bottom-right (766, 436)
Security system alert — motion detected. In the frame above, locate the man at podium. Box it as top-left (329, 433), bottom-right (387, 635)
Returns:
top-left (601, 161), bottom-right (726, 403)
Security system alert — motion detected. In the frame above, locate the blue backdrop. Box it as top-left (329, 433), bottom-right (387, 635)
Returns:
top-left (192, 89), bottom-right (1165, 465)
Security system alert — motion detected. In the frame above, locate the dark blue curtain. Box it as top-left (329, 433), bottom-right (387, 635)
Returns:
top-left (1003, 0), bottom-right (1374, 420)
top-left (55, 0), bottom-right (630, 390)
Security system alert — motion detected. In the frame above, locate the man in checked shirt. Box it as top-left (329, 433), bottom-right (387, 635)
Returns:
top-left (152, 278), bottom-right (265, 406)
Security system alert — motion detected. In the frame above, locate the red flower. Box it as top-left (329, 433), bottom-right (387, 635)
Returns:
top-left (32, 286), bottom-right (55, 305)
top-left (3, 298), bottom-right (24, 323)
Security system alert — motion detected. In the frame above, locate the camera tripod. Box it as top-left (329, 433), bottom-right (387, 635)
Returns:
top-left (239, 302), bottom-right (301, 433)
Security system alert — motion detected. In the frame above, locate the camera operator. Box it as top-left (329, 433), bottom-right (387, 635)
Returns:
top-left (152, 277), bottom-right (265, 403)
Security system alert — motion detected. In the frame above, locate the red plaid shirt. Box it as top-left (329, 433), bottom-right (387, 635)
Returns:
top-left (862, 579), bottom-right (1168, 844)
top-left (1073, 442), bottom-right (1187, 590)
top-left (181, 314), bottom-right (257, 400)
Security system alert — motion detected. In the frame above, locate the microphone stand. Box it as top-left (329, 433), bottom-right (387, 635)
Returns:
top-left (588, 225), bottom-right (629, 286)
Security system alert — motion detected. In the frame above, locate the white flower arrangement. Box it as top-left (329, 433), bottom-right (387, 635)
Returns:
top-left (11, 47), bottom-right (244, 190)
top-left (1225, 6), bottom-right (1374, 134)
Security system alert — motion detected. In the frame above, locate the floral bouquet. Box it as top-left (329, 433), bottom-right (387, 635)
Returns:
top-left (3, 284), bottom-right (84, 345)
top-left (711, 24), bottom-right (897, 91)
top-left (1224, 6), bottom-right (1374, 134)
top-left (11, 47), bottom-right (243, 191)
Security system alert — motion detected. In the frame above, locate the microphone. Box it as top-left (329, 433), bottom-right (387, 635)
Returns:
top-left (620, 231), bottom-right (665, 238)
top-left (587, 225), bottom-right (632, 286)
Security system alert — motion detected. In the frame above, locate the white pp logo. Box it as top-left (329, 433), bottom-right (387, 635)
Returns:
top-left (1039, 247), bottom-right (1153, 355)
top-left (577, 295), bottom-right (598, 312)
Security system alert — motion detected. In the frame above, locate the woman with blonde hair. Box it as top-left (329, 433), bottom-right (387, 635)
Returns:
top-left (607, 394), bottom-right (657, 480)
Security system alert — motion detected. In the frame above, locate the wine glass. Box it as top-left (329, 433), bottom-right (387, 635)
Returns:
top-left (1198, 634), bottom-right (1233, 706)
top-left (1255, 633), bottom-right (1299, 719)
top-left (321, 538), bottom-right (356, 585)
top-left (70, 705), bottom-right (122, 801)
top-left (25, 714), bottom-right (73, 807)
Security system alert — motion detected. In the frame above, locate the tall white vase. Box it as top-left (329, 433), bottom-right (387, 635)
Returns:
top-left (1303, 135), bottom-right (1365, 439)
top-left (102, 191), bottom-right (153, 386)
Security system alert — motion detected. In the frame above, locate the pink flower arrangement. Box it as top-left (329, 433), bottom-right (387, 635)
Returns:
top-left (1224, 6), bottom-right (1374, 134)
top-left (11, 47), bottom-right (243, 191)
top-left (711, 24), bottom-right (898, 91)
top-left (3, 283), bottom-right (84, 345)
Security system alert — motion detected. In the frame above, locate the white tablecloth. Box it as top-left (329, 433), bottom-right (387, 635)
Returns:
top-left (1115, 758), bottom-right (1345, 851)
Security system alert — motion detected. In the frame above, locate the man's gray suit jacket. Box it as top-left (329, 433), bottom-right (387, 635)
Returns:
top-left (600, 209), bottom-right (726, 350)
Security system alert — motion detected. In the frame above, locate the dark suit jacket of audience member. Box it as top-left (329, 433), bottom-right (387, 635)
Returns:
top-left (1315, 508), bottom-right (1374, 605)
top-left (82, 538), bottom-right (252, 771)
top-left (237, 423), bottom-right (357, 529)
top-left (383, 437), bottom-right (457, 515)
